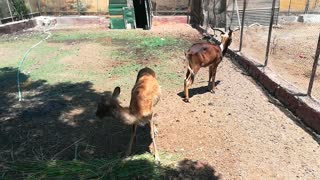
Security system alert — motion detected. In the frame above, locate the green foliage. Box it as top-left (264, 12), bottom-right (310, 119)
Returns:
top-left (3, 153), bottom-right (178, 179)
top-left (70, 0), bottom-right (88, 15)
top-left (110, 63), bottom-right (142, 77)
top-left (10, 0), bottom-right (29, 20)
top-left (142, 37), bottom-right (167, 47)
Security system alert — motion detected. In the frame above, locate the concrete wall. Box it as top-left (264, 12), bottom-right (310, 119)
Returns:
top-left (0, 19), bottom-right (36, 34)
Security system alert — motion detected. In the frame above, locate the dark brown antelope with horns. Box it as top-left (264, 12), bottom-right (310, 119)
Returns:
top-left (96, 67), bottom-right (161, 162)
top-left (183, 27), bottom-right (239, 102)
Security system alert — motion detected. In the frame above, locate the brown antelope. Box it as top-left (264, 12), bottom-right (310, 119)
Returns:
top-left (96, 67), bottom-right (161, 162)
top-left (183, 27), bottom-right (238, 102)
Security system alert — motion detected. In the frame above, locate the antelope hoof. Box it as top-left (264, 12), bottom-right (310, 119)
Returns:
top-left (210, 89), bottom-right (215, 94)
top-left (154, 127), bottom-right (158, 136)
top-left (154, 155), bottom-right (160, 163)
top-left (183, 98), bottom-right (190, 103)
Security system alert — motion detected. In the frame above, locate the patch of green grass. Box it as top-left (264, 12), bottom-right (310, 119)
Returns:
top-left (50, 30), bottom-right (190, 61)
top-left (0, 29), bottom-right (190, 90)
top-left (50, 32), bottom-right (106, 42)
top-left (50, 30), bottom-right (141, 43)
top-left (20, 44), bottom-right (78, 84)
top-left (3, 153), bottom-right (181, 180)
top-left (149, 64), bottom-right (182, 88)
top-left (110, 63), bottom-right (142, 77)
top-left (141, 37), bottom-right (169, 47)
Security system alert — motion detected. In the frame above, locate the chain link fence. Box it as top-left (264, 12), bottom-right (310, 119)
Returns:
top-left (151, 0), bottom-right (188, 15)
top-left (190, 0), bottom-right (320, 102)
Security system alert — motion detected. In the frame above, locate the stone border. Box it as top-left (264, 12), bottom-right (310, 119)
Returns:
top-left (0, 19), bottom-right (36, 34)
top-left (227, 50), bottom-right (320, 134)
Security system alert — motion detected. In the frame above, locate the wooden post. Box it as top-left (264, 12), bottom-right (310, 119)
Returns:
top-left (288, 0), bottom-right (292, 15)
top-left (304, 0), bottom-right (310, 14)
top-left (307, 33), bottom-right (320, 96)
top-left (264, 0), bottom-right (276, 67)
top-left (96, 0), bottom-right (98, 15)
top-left (6, 0), bottom-right (14, 22)
top-left (77, 0), bottom-right (80, 15)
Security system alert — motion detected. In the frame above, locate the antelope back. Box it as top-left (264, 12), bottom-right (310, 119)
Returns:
top-left (186, 43), bottom-right (222, 67)
top-left (130, 67), bottom-right (160, 118)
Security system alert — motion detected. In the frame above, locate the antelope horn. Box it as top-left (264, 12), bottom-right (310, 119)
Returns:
top-left (210, 24), bottom-right (225, 34)
top-left (232, 27), bottom-right (241, 32)
top-left (228, 27), bottom-right (241, 32)
top-left (211, 28), bottom-right (225, 34)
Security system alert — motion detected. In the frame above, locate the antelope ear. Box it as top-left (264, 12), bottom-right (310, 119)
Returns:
top-left (112, 87), bottom-right (121, 98)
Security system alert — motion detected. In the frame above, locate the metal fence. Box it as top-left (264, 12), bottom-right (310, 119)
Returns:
top-left (189, 0), bottom-right (320, 102)
top-left (0, 0), bottom-right (109, 24)
top-left (0, 0), bottom-right (189, 24)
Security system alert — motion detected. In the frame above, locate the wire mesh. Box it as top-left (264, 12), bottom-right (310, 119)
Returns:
top-left (230, 0), bottom-right (320, 101)
top-left (226, 0), bottom-right (280, 60)
top-left (151, 0), bottom-right (188, 16)
top-left (190, 0), bottom-right (320, 102)
top-left (270, 1), bottom-right (320, 101)
top-left (0, 0), bottom-right (13, 19)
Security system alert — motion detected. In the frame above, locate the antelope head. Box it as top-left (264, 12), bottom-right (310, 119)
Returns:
top-left (96, 87), bottom-right (121, 119)
top-left (209, 26), bottom-right (240, 45)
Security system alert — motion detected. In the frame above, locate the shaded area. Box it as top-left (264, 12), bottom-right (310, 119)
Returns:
top-left (177, 80), bottom-right (221, 99)
top-left (0, 67), bottom-right (151, 161)
top-left (2, 157), bottom-right (220, 179)
top-left (0, 67), bottom-right (221, 179)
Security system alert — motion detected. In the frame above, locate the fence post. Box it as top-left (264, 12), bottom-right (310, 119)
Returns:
top-left (304, 0), bottom-right (310, 14)
top-left (28, 0), bottom-right (33, 17)
top-left (264, 0), bottom-right (276, 67)
top-left (58, 0), bottom-right (61, 16)
top-left (307, 33), bottom-right (320, 96)
top-left (77, 0), bottom-right (80, 15)
top-left (288, 0), bottom-right (292, 15)
top-left (45, 0), bottom-right (47, 15)
top-left (238, 0), bottom-right (246, 52)
top-left (96, 0), bottom-right (98, 15)
top-left (6, 0), bottom-right (14, 22)
top-left (187, 0), bottom-right (191, 24)
top-left (37, 0), bottom-right (41, 16)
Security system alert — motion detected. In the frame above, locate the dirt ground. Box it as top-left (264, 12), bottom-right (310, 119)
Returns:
top-left (229, 23), bottom-right (320, 102)
top-left (1, 22), bottom-right (320, 179)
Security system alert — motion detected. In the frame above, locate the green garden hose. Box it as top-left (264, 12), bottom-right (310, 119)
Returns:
top-left (17, 30), bottom-right (51, 101)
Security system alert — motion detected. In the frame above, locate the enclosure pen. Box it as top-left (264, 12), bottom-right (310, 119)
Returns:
top-left (1, 0), bottom-right (320, 179)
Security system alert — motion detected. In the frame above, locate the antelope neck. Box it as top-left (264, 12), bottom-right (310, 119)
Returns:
top-left (220, 38), bottom-right (232, 56)
top-left (112, 105), bottom-right (137, 125)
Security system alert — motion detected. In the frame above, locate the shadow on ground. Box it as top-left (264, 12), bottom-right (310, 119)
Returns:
top-left (177, 80), bottom-right (221, 99)
top-left (3, 158), bottom-right (220, 179)
top-left (0, 67), bottom-right (151, 161)
top-left (0, 67), bottom-right (221, 179)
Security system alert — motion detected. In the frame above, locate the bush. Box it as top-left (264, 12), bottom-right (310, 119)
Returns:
top-left (10, 0), bottom-right (29, 20)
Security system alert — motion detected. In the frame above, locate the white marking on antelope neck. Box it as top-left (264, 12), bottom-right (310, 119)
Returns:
top-left (220, 43), bottom-right (224, 52)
